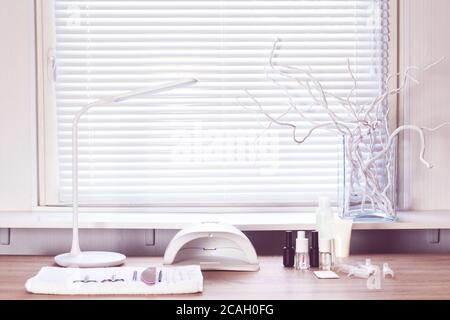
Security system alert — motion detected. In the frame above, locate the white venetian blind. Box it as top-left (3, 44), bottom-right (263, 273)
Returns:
top-left (51, 0), bottom-right (389, 206)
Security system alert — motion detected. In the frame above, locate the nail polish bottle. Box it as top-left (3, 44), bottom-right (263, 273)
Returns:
top-left (295, 231), bottom-right (310, 270)
top-left (319, 238), bottom-right (332, 271)
top-left (283, 231), bottom-right (295, 268)
top-left (309, 231), bottom-right (319, 268)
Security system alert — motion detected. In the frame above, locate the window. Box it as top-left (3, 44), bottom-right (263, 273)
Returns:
top-left (38, 0), bottom-right (390, 209)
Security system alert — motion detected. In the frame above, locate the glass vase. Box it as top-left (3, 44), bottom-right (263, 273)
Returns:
top-left (339, 136), bottom-right (397, 222)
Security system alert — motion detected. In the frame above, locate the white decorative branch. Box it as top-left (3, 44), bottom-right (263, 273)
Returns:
top-left (365, 125), bottom-right (432, 170)
top-left (243, 38), bottom-right (449, 217)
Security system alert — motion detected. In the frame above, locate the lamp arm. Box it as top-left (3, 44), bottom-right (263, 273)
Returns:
top-left (70, 99), bottom-right (108, 255)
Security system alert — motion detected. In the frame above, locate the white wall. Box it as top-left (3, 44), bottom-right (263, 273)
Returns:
top-left (0, 0), bottom-right (35, 210)
top-left (399, 0), bottom-right (450, 210)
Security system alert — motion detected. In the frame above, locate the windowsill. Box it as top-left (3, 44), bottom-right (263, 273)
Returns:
top-left (0, 209), bottom-right (449, 230)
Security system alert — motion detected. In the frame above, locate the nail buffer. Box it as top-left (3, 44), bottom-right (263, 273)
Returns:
top-left (141, 267), bottom-right (157, 285)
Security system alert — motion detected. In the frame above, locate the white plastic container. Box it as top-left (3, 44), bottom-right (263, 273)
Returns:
top-left (331, 218), bottom-right (353, 259)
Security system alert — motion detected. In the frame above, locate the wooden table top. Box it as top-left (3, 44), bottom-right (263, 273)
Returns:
top-left (1, 254), bottom-right (449, 300)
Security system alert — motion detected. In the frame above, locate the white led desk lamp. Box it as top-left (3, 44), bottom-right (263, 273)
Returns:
top-left (55, 78), bottom-right (198, 268)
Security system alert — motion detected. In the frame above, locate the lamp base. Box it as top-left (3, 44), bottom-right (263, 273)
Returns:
top-left (54, 251), bottom-right (126, 268)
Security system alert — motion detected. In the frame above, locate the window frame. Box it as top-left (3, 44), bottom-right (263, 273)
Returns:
top-left (35, 0), bottom-right (399, 212)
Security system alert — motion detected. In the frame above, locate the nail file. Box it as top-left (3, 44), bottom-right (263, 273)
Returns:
top-left (141, 267), bottom-right (157, 285)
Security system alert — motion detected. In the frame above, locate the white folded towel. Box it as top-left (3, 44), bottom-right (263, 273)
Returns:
top-left (25, 265), bottom-right (203, 295)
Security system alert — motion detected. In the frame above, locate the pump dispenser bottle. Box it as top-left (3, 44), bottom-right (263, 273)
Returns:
top-left (316, 197), bottom-right (334, 240)
top-left (283, 231), bottom-right (295, 267)
top-left (316, 197), bottom-right (335, 266)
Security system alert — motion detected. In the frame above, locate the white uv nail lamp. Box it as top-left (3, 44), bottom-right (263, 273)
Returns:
top-left (163, 222), bottom-right (260, 271)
